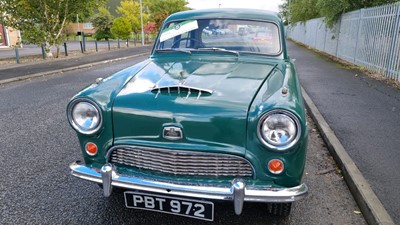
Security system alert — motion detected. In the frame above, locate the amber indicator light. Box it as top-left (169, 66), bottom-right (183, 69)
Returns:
top-left (268, 159), bottom-right (284, 174)
top-left (85, 142), bottom-right (98, 156)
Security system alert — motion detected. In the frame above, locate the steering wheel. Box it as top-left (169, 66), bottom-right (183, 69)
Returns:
top-left (172, 37), bottom-right (205, 48)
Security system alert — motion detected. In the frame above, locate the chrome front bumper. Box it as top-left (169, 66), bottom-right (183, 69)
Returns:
top-left (70, 161), bottom-right (308, 215)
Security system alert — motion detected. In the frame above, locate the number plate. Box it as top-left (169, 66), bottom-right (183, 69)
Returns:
top-left (124, 192), bottom-right (214, 221)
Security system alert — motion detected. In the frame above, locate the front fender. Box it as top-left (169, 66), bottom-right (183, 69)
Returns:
top-left (68, 59), bottom-right (151, 167)
top-left (246, 61), bottom-right (308, 187)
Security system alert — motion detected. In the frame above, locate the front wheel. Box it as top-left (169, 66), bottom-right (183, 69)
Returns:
top-left (267, 203), bottom-right (292, 217)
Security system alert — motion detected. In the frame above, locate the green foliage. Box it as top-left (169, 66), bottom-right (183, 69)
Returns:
top-left (69, 1), bottom-right (108, 22)
top-left (279, 1), bottom-right (290, 25)
top-left (111, 17), bottom-right (132, 39)
top-left (345, 0), bottom-right (399, 9)
top-left (288, 0), bottom-right (320, 23)
top-left (148, 0), bottom-right (189, 31)
top-left (92, 7), bottom-right (114, 40)
top-left (316, 0), bottom-right (349, 27)
top-left (116, 0), bottom-right (147, 33)
top-left (107, 0), bottom-right (188, 35)
top-left (107, 0), bottom-right (121, 17)
top-left (107, 0), bottom-right (152, 17)
top-left (0, 0), bottom-right (106, 56)
top-left (318, 0), bottom-right (400, 27)
top-left (281, 0), bottom-right (400, 26)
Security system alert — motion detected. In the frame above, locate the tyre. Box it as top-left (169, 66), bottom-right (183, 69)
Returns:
top-left (266, 203), bottom-right (292, 217)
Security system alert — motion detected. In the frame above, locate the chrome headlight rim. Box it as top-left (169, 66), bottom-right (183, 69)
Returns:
top-left (67, 98), bottom-right (103, 135)
top-left (257, 109), bottom-right (301, 151)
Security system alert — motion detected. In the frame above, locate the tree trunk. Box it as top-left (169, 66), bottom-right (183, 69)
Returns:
top-left (45, 42), bottom-right (53, 58)
top-left (56, 46), bottom-right (60, 58)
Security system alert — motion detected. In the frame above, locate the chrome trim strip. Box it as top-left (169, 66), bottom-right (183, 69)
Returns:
top-left (70, 161), bottom-right (308, 213)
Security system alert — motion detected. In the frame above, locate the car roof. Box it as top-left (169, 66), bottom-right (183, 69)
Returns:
top-left (164, 8), bottom-right (282, 24)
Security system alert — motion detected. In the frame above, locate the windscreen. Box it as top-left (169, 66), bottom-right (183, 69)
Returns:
top-left (156, 19), bottom-right (281, 55)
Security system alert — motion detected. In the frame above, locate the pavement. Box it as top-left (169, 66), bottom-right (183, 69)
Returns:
top-left (287, 40), bottom-right (398, 225)
top-left (0, 41), bottom-right (397, 224)
top-left (0, 44), bottom-right (152, 84)
top-left (0, 40), bottom-right (142, 59)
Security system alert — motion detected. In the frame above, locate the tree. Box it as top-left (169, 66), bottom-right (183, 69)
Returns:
top-left (116, 0), bottom-right (149, 34)
top-left (148, 0), bottom-right (189, 31)
top-left (316, 0), bottom-right (349, 27)
top-left (281, 0), bottom-right (400, 26)
top-left (279, 1), bottom-right (290, 25)
top-left (0, 0), bottom-right (106, 57)
top-left (92, 7), bottom-right (114, 41)
top-left (144, 22), bottom-right (156, 34)
top-left (288, 0), bottom-right (320, 24)
top-left (111, 17), bottom-right (132, 39)
top-left (317, 0), bottom-right (400, 26)
top-left (106, 0), bottom-right (121, 17)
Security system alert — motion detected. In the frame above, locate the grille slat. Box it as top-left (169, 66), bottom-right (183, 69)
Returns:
top-left (109, 147), bottom-right (253, 177)
top-left (113, 151), bottom-right (246, 165)
top-left (112, 158), bottom-right (250, 173)
top-left (112, 157), bottom-right (248, 170)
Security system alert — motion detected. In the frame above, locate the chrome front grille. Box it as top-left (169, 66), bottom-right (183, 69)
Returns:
top-left (109, 146), bottom-right (253, 177)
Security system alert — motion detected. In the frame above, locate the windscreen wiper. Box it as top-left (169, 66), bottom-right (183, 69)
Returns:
top-left (197, 47), bottom-right (239, 56)
top-left (155, 48), bottom-right (192, 55)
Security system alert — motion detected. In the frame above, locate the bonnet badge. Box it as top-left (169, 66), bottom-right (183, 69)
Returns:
top-left (163, 127), bottom-right (183, 140)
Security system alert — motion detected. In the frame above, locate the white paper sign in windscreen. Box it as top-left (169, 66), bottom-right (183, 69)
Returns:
top-left (160, 20), bottom-right (199, 42)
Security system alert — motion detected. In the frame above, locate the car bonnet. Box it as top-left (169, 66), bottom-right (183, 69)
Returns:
top-left (111, 59), bottom-right (276, 155)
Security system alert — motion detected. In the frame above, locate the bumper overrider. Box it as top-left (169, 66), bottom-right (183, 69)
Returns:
top-left (70, 161), bottom-right (308, 215)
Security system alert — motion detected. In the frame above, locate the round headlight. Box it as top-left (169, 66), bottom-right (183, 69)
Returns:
top-left (67, 99), bottom-right (102, 135)
top-left (258, 110), bottom-right (301, 150)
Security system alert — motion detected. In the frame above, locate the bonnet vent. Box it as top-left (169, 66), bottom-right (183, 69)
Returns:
top-left (151, 85), bottom-right (213, 99)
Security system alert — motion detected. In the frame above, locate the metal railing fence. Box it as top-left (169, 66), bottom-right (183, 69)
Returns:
top-left (287, 3), bottom-right (400, 81)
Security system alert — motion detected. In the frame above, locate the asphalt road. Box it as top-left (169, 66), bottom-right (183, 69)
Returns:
top-left (287, 41), bottom-right (400, 224)
top-left (0, 57), bottom-right (366, 224)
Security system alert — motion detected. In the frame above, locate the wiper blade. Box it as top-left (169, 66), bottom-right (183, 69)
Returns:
top-left (197, 47), bottom-right (239, 56)
top-left (155, 48), bottom-right (192, 55)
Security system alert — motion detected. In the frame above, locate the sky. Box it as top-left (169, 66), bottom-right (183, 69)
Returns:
top-left (186, 0), bottom-right (284, 13)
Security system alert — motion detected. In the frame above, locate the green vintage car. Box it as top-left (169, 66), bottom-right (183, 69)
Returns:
top-left (68, 8), bottom-right (308, 221)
